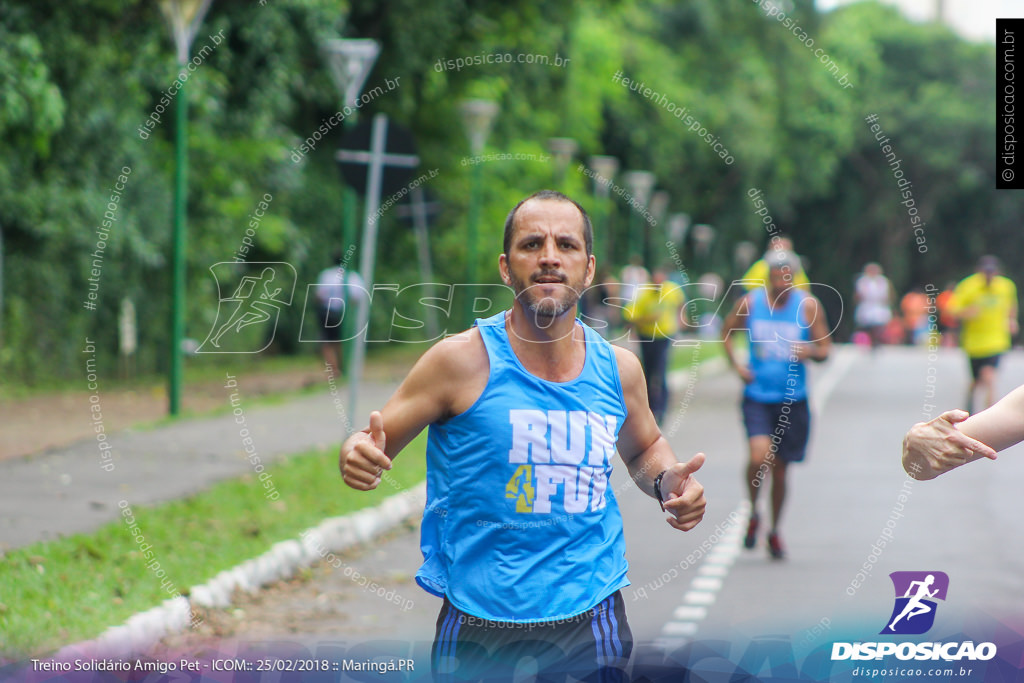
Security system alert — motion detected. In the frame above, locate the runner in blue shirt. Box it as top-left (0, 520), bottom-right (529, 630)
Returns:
top-left (722, 252), bottom-right (831, 560)
top-left (340, 190), bottom-right (708, 681)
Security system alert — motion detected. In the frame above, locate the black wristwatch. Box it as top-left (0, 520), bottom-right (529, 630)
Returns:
top-left (653, 470), bottom-right (668, 511)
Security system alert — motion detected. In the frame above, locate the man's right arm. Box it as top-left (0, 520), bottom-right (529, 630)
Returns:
top-left (339, 330), bottom-right (485, 490)
top-left (721, 295), bottom-right (753, 384)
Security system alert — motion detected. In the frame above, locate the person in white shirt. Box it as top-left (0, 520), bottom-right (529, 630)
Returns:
top-left (316, 252), bottom-right (367, 378)
top-left (854, 262), bottom-right (894, 348)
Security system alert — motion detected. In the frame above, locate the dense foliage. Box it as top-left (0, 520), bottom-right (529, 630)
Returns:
top-left (0, 0), bottom-right (1010, 384)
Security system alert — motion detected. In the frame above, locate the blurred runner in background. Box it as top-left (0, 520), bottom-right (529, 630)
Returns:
top-left (624, 265), bottom-right (686, 424)
top-left (853, 262), bottom-right (893, 349)
top-left (722, 252), bottom-right (831, 560)
top-left (949, 255), bottom-right (1018, 412)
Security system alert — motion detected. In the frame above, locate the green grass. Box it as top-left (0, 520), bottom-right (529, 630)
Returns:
top-left (669, 338), bottom-right (726, 371)
top-left (0, 433), bottom-right (428, 659)
top-left (0, 341), bottom-right (431, 402)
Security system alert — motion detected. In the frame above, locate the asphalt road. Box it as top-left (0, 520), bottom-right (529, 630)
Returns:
top-left (148, 344), bottom-right (1024, 681)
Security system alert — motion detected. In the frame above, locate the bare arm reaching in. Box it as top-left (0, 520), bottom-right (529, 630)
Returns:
top-left (900, 385), bottom-right (1024, 479)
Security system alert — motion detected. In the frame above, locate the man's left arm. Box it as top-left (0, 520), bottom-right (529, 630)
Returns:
top-left (613, 346), bottom-right (706, 531)
top-left (794, 294), bottom-right (831, 362)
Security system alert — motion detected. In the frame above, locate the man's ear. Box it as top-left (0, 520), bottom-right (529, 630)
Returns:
top-left (499, 253), bottom-right (511, 285)
top-left (584, 255), bottom-right (596, 288)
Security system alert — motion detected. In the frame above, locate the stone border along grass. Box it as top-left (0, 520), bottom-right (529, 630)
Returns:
top-left (52, 484), bottom-right (426, 660)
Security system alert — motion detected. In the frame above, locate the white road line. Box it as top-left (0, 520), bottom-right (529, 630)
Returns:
top-left (656, 501), bottom-right (747, 647)
top-left (809, 344), bottom-right (858, 414)
top-left (691, 577), bottom-right (723, 591)
top-left (682, 590), bottom-right (717, 605)
top-left (698, 564), bottom-right (729, 577)
top-left (656, 348), bottom-right (858, 649)
top-left (661, 622), bottom-right (699, 637)
top-left (672, 605), bottom-right (708, 621)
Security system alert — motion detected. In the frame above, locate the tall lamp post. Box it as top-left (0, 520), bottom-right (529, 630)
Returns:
top-left (159, 0), bottom-right (213, 416)
top-left (458, 99), bottom-right (498, 326)
top-left (588, 155), bottom-right (618, 268)
top-left (321, 38), bottom-right (380, 379)
top-left (621, 170), bottom-right (656, 266)
top-left (692, 223), bottom-right (716, 275)
top-left (547, 137), bottom-right (578, 186)
top-left (648, 190), bottom-right (670, 268)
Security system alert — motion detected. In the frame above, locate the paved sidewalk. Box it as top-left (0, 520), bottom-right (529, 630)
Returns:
top-left (0, 379), bottom-right (400, 550)
top-left (1, 349), bottom-right (724, 552)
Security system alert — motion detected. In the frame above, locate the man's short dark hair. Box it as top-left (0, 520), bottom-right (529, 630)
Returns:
top-left (767, 250), bottom-right (796, 272)
top-left (503, 190), bottom-right (593, 257)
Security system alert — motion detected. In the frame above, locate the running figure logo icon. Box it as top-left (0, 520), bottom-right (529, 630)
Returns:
top-left (198, 262), bottom-right (296, 353)
top-left (880, 571), bottom-right (949, 635)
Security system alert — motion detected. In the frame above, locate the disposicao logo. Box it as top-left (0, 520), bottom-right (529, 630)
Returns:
top-left (880, 571), bottom-right (948, 635)
top-left (831, 571), bottom-right (997, 662)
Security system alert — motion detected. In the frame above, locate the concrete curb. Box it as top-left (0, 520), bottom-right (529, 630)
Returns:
top-left (54, 483), bottom-right (427, 660)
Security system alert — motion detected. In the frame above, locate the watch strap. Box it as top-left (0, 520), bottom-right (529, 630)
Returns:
top-left (653, 470), bottom-right (667, 512)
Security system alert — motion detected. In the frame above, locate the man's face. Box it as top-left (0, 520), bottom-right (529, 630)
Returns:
top-left (768, 266), bottom-right (792, 301)
top-left (500, 199), bottom-right (595, 320)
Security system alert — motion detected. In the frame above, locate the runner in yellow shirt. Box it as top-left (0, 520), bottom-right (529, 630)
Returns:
top-left (949, 256), bottom-right (1019, 412)
top-left (624, 266), bottom-right (685, 424)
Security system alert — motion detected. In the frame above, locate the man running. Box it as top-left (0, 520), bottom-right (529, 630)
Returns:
top-left (949, 255), bottom-right (1018, 412)
top-left (339, 190), bottom-right (707, 680)
top-left (722, 253), bottom-right (831, 559)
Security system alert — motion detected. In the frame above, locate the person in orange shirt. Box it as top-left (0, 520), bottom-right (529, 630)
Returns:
top-left (900, 287), bottom-right (929, 345)
top-left (936, 282), bottom-right (958, 348)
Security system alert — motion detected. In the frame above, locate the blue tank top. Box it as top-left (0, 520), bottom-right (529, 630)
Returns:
top-left (416, 311), bottom-right (630, 622)
top-left (745, 288), bottom-right (811, 403)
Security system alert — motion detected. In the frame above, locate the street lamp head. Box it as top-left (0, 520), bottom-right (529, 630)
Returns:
top-left (692, 223), bottom-right (716, 257)
top-left (668, 213), bottom-right (691, 244)
top-left (621, 170), bottom-right (656, 207)
top-left (321, 38), bottom-right (381, 109)
top-left (588, 155), bottom-right (619, 182)
top-left (459, 100), bottom-right (499, 154)
top-left (159, 0), bottom-right (214, 66)
top-left (734, 240), bottom-right (758, 271)
top-left (547, 137), bottom-right (578, 174)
